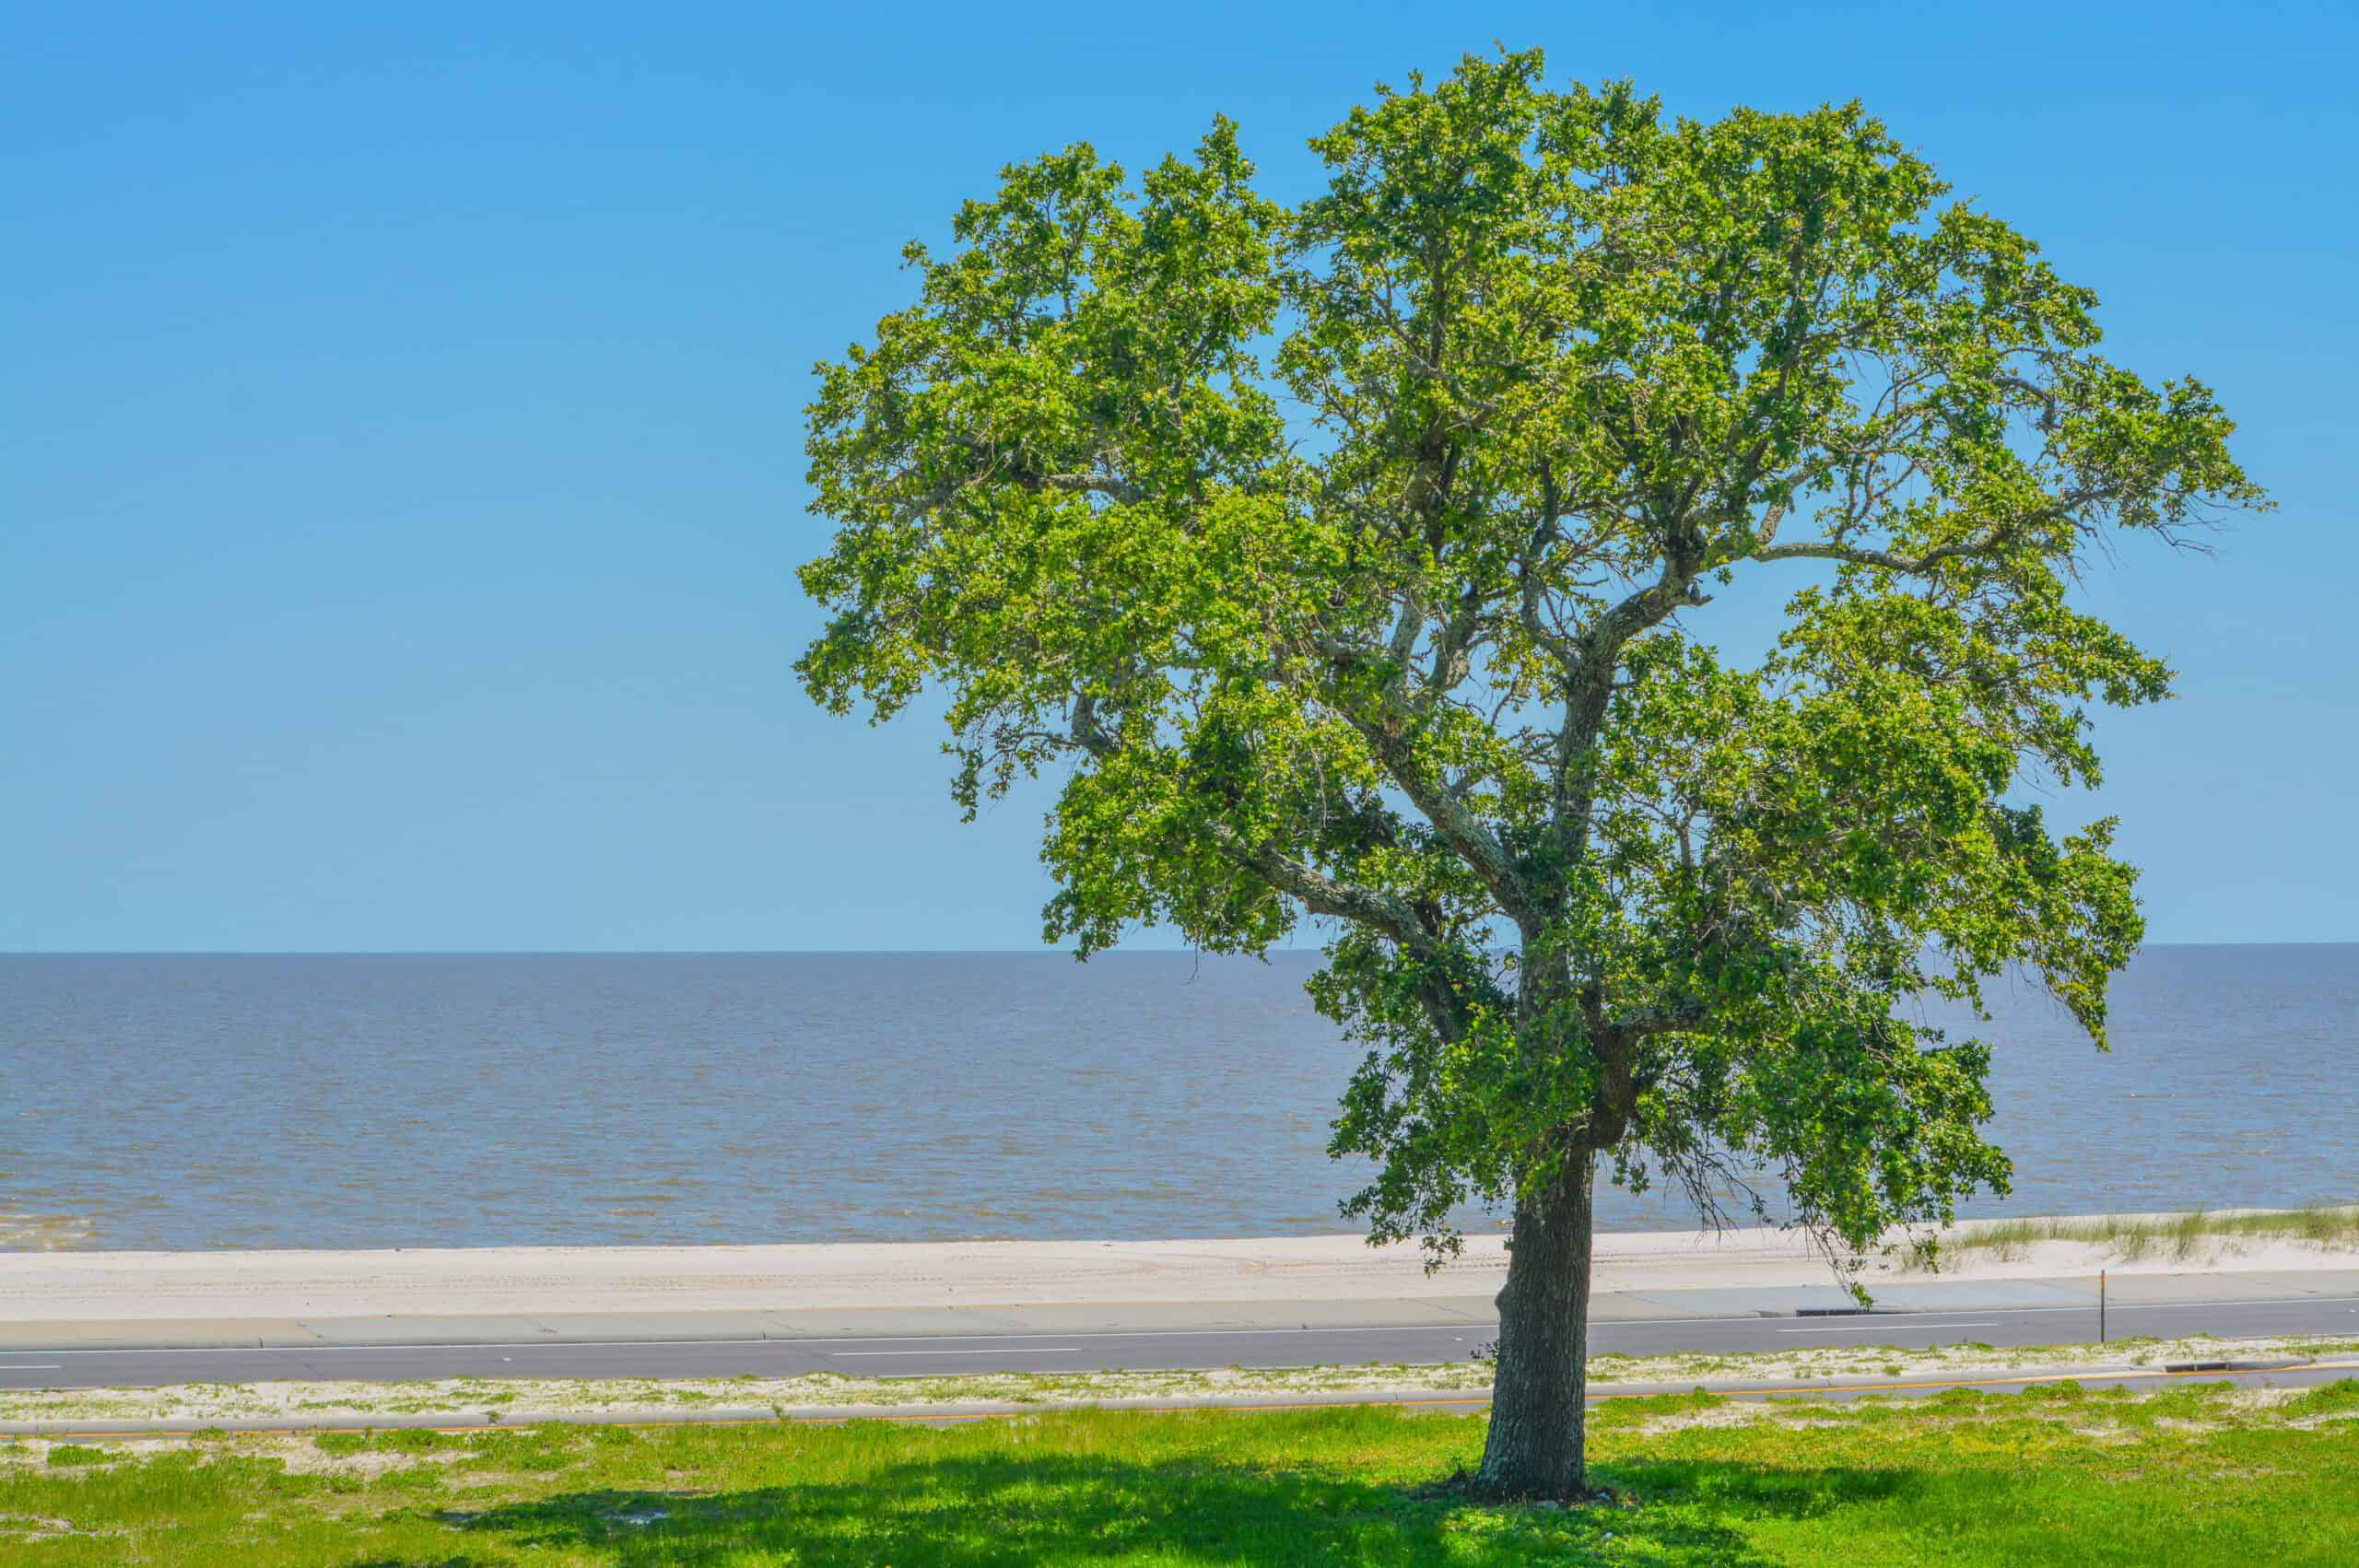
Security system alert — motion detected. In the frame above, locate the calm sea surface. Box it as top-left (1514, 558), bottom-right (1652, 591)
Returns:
top-left (2, 947), bottom-right (2353, 1251)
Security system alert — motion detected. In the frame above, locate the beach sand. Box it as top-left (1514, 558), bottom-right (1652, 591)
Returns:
top-left (5, 1216), bottom-right (2353, 1326)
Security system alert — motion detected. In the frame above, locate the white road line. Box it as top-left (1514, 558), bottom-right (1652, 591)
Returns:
top-left (1778, 1320), bottom-right (1999, 1334)
top-left (788, 1328), bottom-right (1426, 1345)
top-left (5, 1293), bottom-right (2352, 1358)
top-left (3, 1326), bottom-right (1479, 1356)
top-left (829, 1348), bottom-right (1083, 1358)
top-left (726, 1293), bottom-right (2347, 1341)
top-left (0, 1364), bottom-right (62, 1370)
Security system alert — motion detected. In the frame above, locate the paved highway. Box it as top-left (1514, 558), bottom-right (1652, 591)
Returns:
top-left (5, 1292), bottom-right (2354, 1391)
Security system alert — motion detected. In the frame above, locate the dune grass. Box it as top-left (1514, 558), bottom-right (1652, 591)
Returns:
top-left (4, 1379), bottom-right (2357, 1564)
top-left (1928, 1202), bottom-right (2359, 1266)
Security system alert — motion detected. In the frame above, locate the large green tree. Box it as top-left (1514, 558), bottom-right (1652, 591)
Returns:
top-left (796, 51), bottom-right (2263, 1499)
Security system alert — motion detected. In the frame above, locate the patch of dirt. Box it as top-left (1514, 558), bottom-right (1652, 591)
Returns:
top-left (2284, 1410), bottom-right (2359, 1431)
top-left (0, 1511), bottom-right (125, 1542)
top-left (273, 1443), bottom-right (463, 1480)
top-left (1635, 1403), bottom-right (1787, 1434)
top-left (2062, 1424), bottom-right (2138, 1444)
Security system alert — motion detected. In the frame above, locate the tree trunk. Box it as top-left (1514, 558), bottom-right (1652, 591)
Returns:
top-left (1475, 1143), bottom-right (1598, 1499)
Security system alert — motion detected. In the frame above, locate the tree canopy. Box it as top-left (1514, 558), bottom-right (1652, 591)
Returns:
top-left (797, 50), bottom-right (2263, 1275)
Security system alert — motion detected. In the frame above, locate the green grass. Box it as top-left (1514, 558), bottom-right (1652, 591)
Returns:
top-left (4, 1381), bottom-right (2358, 1563)
top-left (38, 1446), bottom-right (116, 1469)
top-left (1917, 1202), bottom-right (2359, 1267)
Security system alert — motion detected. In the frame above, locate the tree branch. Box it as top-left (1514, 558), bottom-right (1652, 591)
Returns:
top-left (1074, 686), bottom-right (1447, 962)
top-left (1356, 723), bottom-right (1544, 932)
top-left (1206, 822), bottom-right (1443, 957)
top-left (1750, 537), bottom-right (1990, 574)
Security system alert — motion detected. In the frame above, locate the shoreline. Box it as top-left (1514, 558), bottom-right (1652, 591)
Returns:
top-left (6, 1211), bottom-right (2355, 1328)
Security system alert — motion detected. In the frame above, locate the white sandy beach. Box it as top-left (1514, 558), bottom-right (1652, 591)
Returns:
top-left (5, 1217), bottom-right (2353, 1326)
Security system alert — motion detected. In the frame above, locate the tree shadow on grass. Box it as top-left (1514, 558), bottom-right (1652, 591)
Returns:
top-left (441, 1452), bottom-right (1914, 1565)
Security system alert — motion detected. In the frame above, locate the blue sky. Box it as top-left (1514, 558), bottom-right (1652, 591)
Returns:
top-left (4, 2), bottom-right (2352, 952)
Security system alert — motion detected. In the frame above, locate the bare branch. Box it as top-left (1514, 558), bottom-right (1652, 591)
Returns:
top-left (1750, 537), bottom-right (1991, 574)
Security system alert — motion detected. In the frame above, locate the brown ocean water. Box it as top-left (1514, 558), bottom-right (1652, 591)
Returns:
top-left (1, 946), bottom-right (2352, 1250)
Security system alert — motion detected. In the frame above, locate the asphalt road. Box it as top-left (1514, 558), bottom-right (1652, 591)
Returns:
top-left (5, 1292), bottom-right (2355, 1391)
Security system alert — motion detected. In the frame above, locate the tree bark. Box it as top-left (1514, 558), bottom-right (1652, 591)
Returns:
top-left (1475, 1143), bottom-right (1598, 1499)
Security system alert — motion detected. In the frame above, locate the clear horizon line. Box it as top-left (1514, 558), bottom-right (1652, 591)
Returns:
top-left (6, 941), bottom-right (2354, 957)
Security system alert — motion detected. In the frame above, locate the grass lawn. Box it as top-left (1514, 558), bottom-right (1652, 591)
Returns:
top-left (4, 1378), bottom-right (2355, 1564)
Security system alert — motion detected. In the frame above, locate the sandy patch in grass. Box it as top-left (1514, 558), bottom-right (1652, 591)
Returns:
top-left (5, 1334), bottom-right (2355, 1430)
top-left (0, 1437), bottom-right (179, 1467)
top-left (0, 1512), bottom-right (118, 1545)
top-left (1588, 1331), bottom-right (2359, 1388)
top-left (1629, 1401), bottom-right (1787, 1434)
top-left (276, 1442), bottom-right (464, 1480)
